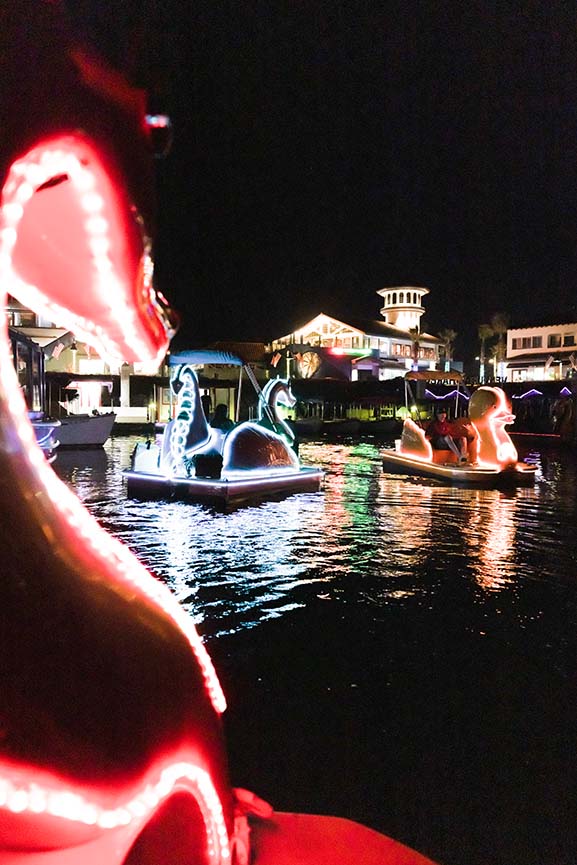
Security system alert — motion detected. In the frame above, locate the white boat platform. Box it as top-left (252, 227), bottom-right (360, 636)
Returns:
top-left (124, 466), bottom-right (324, 506)
top-left (382, 450), bottom-right (537, 487)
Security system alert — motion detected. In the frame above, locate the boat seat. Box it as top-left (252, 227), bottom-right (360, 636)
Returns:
top-left (193, 451), bottom-right (223, 479)
top-left (431, 449), bottom-right (459, 465)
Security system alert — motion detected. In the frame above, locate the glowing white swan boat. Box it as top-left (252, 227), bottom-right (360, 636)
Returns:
top-left (125, 351), bottom-right (323, 506)
top-left (0, 3), bottom-right (437, 863)
top-left (382, 386), bottom-right (537, 487)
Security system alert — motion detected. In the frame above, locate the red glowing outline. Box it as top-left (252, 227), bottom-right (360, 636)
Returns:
top-left (470, 387), bottom-right (518, 468)
top-left (0, 135), bottom-right (169, 366)
top-left (0, 133), bottom-right (233, 860)
top-left (0, 136), bottom-right (227, 712)
top-left (0, 758), bottom-right (230, 862)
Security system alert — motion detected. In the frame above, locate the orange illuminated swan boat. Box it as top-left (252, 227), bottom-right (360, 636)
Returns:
top-left (0, 3), bottom-right (435, 864)
top-left (382, 386), bottom-right (537, 487)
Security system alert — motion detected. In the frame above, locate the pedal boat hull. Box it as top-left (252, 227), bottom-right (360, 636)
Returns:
top-left (382, 450), bottom-right (537, 487)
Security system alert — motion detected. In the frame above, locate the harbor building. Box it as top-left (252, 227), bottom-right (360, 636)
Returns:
top-left (6, 296), bottom-right (171, 424)
top-left (269, 286), bottom-right (442, 381)
top-left (505, 322), bottom-right (577, 382)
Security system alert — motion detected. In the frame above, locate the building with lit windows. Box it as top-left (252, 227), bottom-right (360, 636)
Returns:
top-left (506, 323), bottom-right (577, 382)
top-left (6, 296), bottom-right (171, 423)
top-left (269, 286), bottom-right (442, 381)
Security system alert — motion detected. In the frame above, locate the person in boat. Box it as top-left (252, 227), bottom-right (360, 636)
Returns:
top-left (449, 415), bottom-right (477, 459)
top-left (210, 403), bottom-right (234, 431)
top-left (426, 406), bottom-right (467, 462)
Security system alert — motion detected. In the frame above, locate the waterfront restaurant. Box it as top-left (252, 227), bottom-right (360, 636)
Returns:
top-left (268, 286), bottom-right (442, 382)
top-left (505, 322), bottom-right (577, 382)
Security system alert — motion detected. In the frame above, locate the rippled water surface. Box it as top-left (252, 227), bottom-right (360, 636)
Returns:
top-left (54, 436), bottom-right (577, 865)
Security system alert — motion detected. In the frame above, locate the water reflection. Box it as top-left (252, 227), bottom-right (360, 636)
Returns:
top-left (52, 436), bottom-right (577, 637)
top-left (51, 434), bottom-right (577, 865)
top-left (53, 447), bottom-right (110, 500)
top-left (459, 491), bottom-right (517, 590)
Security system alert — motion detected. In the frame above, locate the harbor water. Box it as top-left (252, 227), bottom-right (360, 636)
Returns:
top-left (54, 436), bottom-right (577, 865)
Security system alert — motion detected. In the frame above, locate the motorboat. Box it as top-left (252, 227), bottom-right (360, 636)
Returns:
top-left (54, 410), bottom-right (116, 448)
top-left (383, 386), bottom-right (538, 487)
top-left (9, 321), bottom-right (115, 451)
top-left (125, 350), bottom-right (323, 506)
top-left (0, 7), bottom-right (436, 863)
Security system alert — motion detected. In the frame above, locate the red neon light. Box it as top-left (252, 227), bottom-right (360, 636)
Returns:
top-left (146, 114), bottom-right (172, 129)
top-left (0, 137), bottom-right (223, 706)
top-left (1, 135), bottom-right (174, 365)
top-left (0, 758), bottom-right (230, 861)
top-left (0, 132), bottom-right (233, 859)
top-left (398, 419), bottom-right (433, 462)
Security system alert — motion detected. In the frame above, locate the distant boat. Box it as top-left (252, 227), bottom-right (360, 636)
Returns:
top-left (126, 352), bottom-right (323, 506)
top-left (382, 385), bottom-right (538, 488)
top-left (55, 412), bottom-right (116, 448)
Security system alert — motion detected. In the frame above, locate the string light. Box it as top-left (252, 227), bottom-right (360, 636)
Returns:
top-left (0, 134), bottom-right (170, 366)
top-left (0, 761), bottom-right (231, 862)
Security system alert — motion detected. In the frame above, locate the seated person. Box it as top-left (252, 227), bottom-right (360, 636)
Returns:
top-left (450, 415), bottom-right (477, 459)
top-left (210, 403), bottom-right (234, 432)
top-left (426, 407), bottom-right (467, 462)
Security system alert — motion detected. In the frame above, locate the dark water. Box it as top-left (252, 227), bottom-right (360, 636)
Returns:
top-left (54, 436), bottom-right (577, 865)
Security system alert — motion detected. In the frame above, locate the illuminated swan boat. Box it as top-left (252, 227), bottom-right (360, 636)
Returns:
top-left (382, 386), bottom-right (537, 487)
top-left (125, 351), bottom-right (323, 506)
top-left (0, 4), bottom-right (434, 863)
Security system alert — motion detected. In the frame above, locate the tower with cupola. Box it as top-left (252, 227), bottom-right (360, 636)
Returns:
top-left (377, 286), bottom-right (429, 331)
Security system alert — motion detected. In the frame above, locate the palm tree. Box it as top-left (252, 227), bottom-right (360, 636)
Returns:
top-left (490, 312), bottom-right (510, 379)
top-left (487, 343), bottom-right (499, 381)
top-left (438, 328), bottom-right (457, 372)
top-left (478, 323), bottom-right (494, 383)
top-left (408, 326), bottom-right (420, 372)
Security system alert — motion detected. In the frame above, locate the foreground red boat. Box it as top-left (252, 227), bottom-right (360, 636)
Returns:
top-left (0, 4), bottom-right (437, 863)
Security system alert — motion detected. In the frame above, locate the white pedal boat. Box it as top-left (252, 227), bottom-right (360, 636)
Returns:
top-left (126, 352), bottom-right (323, 505)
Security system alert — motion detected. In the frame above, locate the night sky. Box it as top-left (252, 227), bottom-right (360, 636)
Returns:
top-left (72, 2), bottom-right (577, 362)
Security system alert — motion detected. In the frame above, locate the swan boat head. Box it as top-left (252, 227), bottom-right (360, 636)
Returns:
top-left (0, 5), bottom-right (236, 862)
top-left (468, 386), bottom-right (518, 467)
top-left (0, 3), bottom-right (177, 366)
